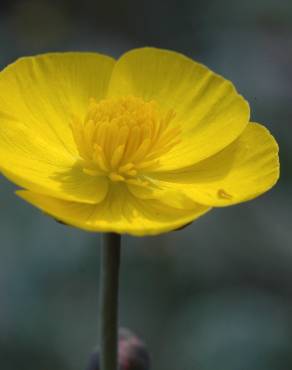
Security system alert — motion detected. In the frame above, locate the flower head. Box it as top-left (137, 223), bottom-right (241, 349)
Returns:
top-left (0, 48), bottom-right (279, 235)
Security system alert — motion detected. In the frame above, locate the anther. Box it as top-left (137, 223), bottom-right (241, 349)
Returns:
top-left (109, 173), bottom-right (125, 182)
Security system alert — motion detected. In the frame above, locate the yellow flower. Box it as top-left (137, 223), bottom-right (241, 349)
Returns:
top-left (0, 48), bottom-right (279, 236)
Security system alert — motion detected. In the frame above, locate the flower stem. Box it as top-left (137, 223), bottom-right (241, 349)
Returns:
top-left (99, 233), bottom-right (121, 370)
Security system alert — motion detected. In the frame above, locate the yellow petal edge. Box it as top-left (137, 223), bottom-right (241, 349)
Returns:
top-left (149, 122), bottom-right (280, 207)
top-left (16, 189), bottom-right (211, 236)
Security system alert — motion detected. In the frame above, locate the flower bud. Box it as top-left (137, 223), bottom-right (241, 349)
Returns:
top-left (86, 328), bottom-right (150, 370)
top-left (118, 328), bottom-right (151, 370)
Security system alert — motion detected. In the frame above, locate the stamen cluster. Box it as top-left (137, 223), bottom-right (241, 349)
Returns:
top-left (71, 96), bottom-right (180, 186)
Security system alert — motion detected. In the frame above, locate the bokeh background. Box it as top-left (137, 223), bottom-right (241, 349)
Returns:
top-left (0, 1), bottom-right (291, 369)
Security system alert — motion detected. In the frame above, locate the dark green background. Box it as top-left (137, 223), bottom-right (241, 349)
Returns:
top-left (0, 1), bottom-right (291, 369)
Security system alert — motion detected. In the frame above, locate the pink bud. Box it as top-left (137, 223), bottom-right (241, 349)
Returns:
top-left (86, 328), bottom-right (150, 370)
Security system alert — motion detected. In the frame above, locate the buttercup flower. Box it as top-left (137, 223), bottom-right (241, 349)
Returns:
top-left (0, 48), bottom-right (279, 235)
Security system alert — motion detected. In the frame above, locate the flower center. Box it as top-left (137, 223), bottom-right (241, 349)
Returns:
top-left (70, 96), bottom-right (180, 186)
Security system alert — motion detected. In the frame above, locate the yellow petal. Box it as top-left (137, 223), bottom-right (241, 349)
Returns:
top-left (16, 186), bottom-right (210, 236)
top-left (0, 119), bottom-right (109, 203)
top-left (150, 123), bottom-right (279, 206)
top-left (0, 52), bottom-right (114, 203)
top-left (108, 47), bottom-right (249, 170)
top-left (127, 181), bottom-right (200, 210)
top-left (2, 150), bottom-right (109, 204)
top-left (0, 52), bottom-right (115, 155)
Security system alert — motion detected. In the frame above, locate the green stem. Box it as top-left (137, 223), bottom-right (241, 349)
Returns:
top-left (99, 233), bottom-right (121, 370)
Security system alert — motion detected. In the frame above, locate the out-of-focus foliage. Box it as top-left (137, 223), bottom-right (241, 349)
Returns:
top-left (0, 1), bottom-right (291, 369)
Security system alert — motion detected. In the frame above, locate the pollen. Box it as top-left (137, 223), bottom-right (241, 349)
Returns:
top-left (70, 96), bottom-right (181, 186)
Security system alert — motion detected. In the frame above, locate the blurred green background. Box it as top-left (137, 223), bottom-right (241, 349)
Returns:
top-left (0, 1), bottom-right (291, 369)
